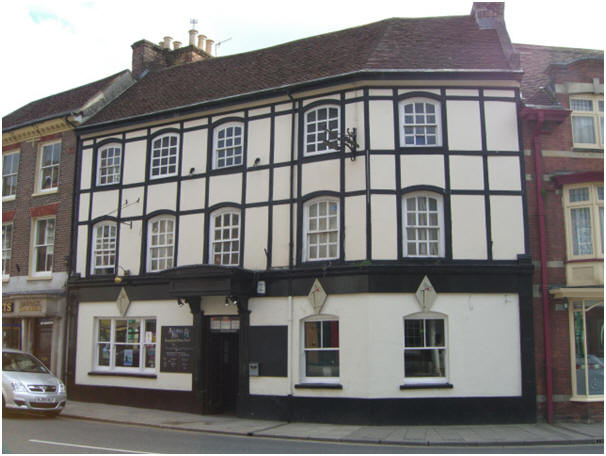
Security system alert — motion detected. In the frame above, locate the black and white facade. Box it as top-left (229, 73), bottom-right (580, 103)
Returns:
top-left (68, 8), bottom-right (536, 424)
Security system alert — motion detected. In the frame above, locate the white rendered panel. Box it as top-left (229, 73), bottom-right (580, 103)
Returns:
top-left (369, 100), bottom-right (395, 150)
top-left (446, 100), bottom-right (482, 151)
top-left (451, 195), bottom-right (487, 259)
top-left (125, 130), bottom-right (146, 140)
top-left (119, 220), bottom-right (142, 274)
top-left (177, 214), bottom-right (204, 266)
top-left (150, 124), bottom-right (179, 135)
top-left (180, 178), bottom-right (205, 211)
top-left (121, 187), bottom-right (144, 218)
top-left (208, 173), bottom-right (242, 207)
top-left (247, 118), bottom-right (271, 167)
top-left (123, 140), bottom-right (146, 185)
top-left (345, 101), bottom-right (365, 151)
top-left (302, 95), bottom-right (339, 107)
top-left (370, 155), bottom-right (396, 190)
top-left (274, 113), bottom-right (293, 164)
top-left (249, 297), bottom-right (289, 326)
top-left (399, 89), bottom-right (440, 96)
top-left (146, 182), bottom-right (177, 213)
top-left (250, 377), bottom-right (290, 396)
top-left (301, 160), bottom-right (339, 195)
top-left (345, 195), bottom-right (366, 261)
top-left (183, 119), bottom-right (207, 129)
top-left (371, 195), bottom-right (397, 260)
top-left (75, 300), bottom-right (192, 390)
top-left (79, 193), bottom-right (90, 222)
top-left (202, 296), bottom-right (239, 316)
top-left (91, 190), bottom-right (119, 219)
top-left (246, 169), bottom-right (270, 204)
top-left (273, 166), bottom-right (291, 201)
top-left (80, 149), bottom-right (92, 190)
top-left (182, 129), bottom-right (207, 176)
top-left (244, 206), bottom-right (268, 270)
top-left (484, 90), bottom-right (514, 98)
top-left (445, 89), bottom-right (478, 96)
top-left (449, 156), bottom-right (484, 190)
top-left (484, 101), bottom-right (519, 151)
top-left (272, 204), bottom-right (290, 267)
top-left (488, 156), bottom-right (521, 191)
top-left (345, 155), bottom-right (366, 193)
top-left (490, 195), bottom-right (525, 259)
top-left (345, 89), bottom-right (364, 100)
top-left (212, 112), bottom-right (244, 123)
top-left (76, 226), bottom-right (88, 276)
top-left (369, 89), bottom-right (393, 97)
top-left (249, 107), bottom-right (271, 117)
top-left (400, 155), bottom-right (445, 189)
top-left (82, 139), bottom-right (94, 147)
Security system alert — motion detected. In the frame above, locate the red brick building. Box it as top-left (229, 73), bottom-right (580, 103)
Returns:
top-left (2, 71), bottom-right (133, 377)
top-left (517, 44), bottom-right (603, 422)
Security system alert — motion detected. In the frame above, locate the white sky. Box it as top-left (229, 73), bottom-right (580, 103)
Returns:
top-left (1, 0), bottom-right (604, 117)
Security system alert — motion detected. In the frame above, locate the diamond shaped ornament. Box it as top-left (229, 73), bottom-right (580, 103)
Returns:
top-left (415, 276), bottom-right (437, 313)
top-left (307, 278), bottom-right (327, 314)
top-left (116, 287), bottom-right (131, 317)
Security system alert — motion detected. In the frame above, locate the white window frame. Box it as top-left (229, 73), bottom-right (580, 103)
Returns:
top-left (402, 192), bottom-right (445, 258)
top-left (570, 95), bottom-right (604, 149)
top-left (568, 299), bottom-right (603, 400)
top-left (301, 316), bottom-right (340, 383)
top-left (150, 134), bottom-right (179, 179)
top-left (2, 150), bottom-right (19, 200)
top-left (564, 183), bottom-right (604, 260)
top-left (399, 98), bottom-right (442, 147)
top-left (209, 209), bottom-right (240, 266)
top-left (303, 198), bottom-right (340, 262)
top-left (303, 105), bottom-right (340, 156)
top-left (94, 317), bottom-right (157, 374)
top-left (2, 222), bottom-right (13, 280)
top-left (213, 123), bottom-right (244, 169)
top-left (37, 142), bottom-right (61, 192)
top-left (146, 216), bottom-right (175, 272)
top-left (91, 222), bottom-right (117, 275)
top-left (403, 313), bottom-right (448, 385)
top-left (31, 217), bottom-right (55, 276)
top-left (96, 144), bottom-right (122, 186)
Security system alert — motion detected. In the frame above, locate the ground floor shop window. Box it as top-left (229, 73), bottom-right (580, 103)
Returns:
top-left (571, 300), bottom-right (604, 398)
top-left (303, 318), bottom-right (339, 381)
top-left (403, 315), bottom-right (447, 384)
top-left (95, 318), bottom-right (156, 372)
top-left (2, 319), bottom-right (21, 349)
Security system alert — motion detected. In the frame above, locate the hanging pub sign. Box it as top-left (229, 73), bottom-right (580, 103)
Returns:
top-left (160, 326), bottom-right (193, 373)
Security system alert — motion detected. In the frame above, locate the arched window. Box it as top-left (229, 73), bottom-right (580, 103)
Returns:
top-left (97, 144), bottom-right (122, 186)
top-left (304, 105), bottom-right (340, 155)
top-left (303, 198), bottom-right (339, 261)
top-left (403, 313), bottom-right (447, 384)
top-left (213, 123), bottom-right (244, 169)
top-left (147, 216), bottom-right (175, 272)
top-left (210, 209), bottom-right (240, 266)
top-left (92, 221), bottom-right (117, 275)
top-left (402, 192), bottom-right (444, 257)
top-left (150, 134), bottom-right (179, 179)
top-left (399, 98), bottom-right (442, 147)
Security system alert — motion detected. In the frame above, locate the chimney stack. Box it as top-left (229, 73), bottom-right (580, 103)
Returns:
top-left (205, 38), bottom-right (214, 55)
top-left (162, 36), bottom-right (172, 49)
top-left (470, 2), bottom-right (519, 68)
top-left (189, 29), bottom-right (197, 46)
top-left (173, 41), bottom-right (181, 50)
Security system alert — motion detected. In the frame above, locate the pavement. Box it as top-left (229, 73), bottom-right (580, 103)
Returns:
top-left (60, 401), bottom-right (604, 448)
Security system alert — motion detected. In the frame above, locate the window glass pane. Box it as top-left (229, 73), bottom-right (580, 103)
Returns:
top-left (425, 319), bottom-right (445, 347)
top-left (98, 344), bottom-right (110, 366)
top-left (115, 345), bottom-right (140, 368)
top-left (305, 351), bottom-right (339, 377)
top-left (571, 99), bottom-right (593, 111)
top-left (572, 116), bottom-right (596, 144)
top-left (584, 304), bottom-right (604, 395)
top-left (571, 207), bottom-right (593, 255)
top-left (569, 188), bottom-right (589, 202)
top-left (322, 321), bottom-right (339, 348)
top-left (304, 321), bottom-right (321, 348)
top-left (404, 320), bottom-right (424, 347)
top-left (404, 349), bottom-right (445, 377)
top-left (98, 319), bottom-right (111, 342)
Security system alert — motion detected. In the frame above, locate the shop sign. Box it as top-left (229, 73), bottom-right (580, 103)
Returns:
top-left (18, 300), bottom-right (43, 313)
top-left (2, 301), bottom-right (14, 313)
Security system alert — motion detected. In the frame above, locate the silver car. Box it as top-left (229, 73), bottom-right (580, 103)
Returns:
top-left (2, 348), bottom-right (66, 416)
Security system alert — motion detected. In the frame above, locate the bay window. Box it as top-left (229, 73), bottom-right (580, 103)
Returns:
top-left (303, 199), bottom-right (339, 261)
top-left (147, 216), bottom-right (175, 272)
top-left (402, 192), bottom-right (444, 257)
top-left (210, 209), bottom-right (240, 266)
top-left (304, 105), bottom-right (340, 155)
top-left (400, 98), bottom-right (442, 147)
top-left (570, 95), bottom-right (604, 148)
top-left (565, 184), bottom-right (603, 258)
top-left (92, 222), bottom-right (117, 275)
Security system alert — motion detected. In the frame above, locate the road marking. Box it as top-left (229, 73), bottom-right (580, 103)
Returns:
top-left (29, 439), bottom-right (147, 453)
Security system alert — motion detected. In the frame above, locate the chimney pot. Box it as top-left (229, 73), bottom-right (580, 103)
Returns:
top-left (163, 36), bottom-right (172, 49)
top-left (197, 34), bottom-right (206, 49)
top-left (189, 29), bottom-right (197, 46)
top-left (205, 38), bottom-right (214, 55)
top-left (173, 40), bottom-right (181, 50)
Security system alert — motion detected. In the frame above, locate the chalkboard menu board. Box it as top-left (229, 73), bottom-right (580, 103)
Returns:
top-left (160, 326), bottom-right (193, 373)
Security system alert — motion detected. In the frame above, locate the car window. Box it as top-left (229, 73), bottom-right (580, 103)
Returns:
top-left (2, 352), bottom-right (49, 373)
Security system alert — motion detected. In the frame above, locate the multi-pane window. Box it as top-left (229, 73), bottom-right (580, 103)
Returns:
top-left (304, 106), bottom-right (340, 155)
top-left (147, 217), bottom-right (175, 272)
top-left (404, 317), bottom-right (447, 383)
top-left (570, 300), bottom-right (603, 397)
top-left (566, 184), bottom-right (603, 258)
top-left (97, 145), bottom-right (122, 185)
top-left (2, 223), bottom-right (13, 278)
top-left (304, 199), bottom-right (339, 261)
top-left (214, 124), bottom-right (243, 169)
top-left (303, 319), bottom-right (339, 380)
top-left (32, 217), bottom-right (55, 274)
top-left (403, 193), bottom-right (444, 257)
top-left (2, 151), bottom-right (19, 198)
top-left (39, 142), bottom-right (60, 191)
top-left (95, 318), bottom-right (156, 372)
top-left (150, 134), bottom-right (178, 178)
top-left (570, 96), bottom-right (604, 148)
top-left (92, 222), bottom-right (117, 275)
top-left (400, 99), bottom-right (441, 146)
top-left (210, 210), bottom-right (240, 266)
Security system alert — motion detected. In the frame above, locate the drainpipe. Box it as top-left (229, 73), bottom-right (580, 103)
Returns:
top-left (532, 111), bottom-right (554, 423)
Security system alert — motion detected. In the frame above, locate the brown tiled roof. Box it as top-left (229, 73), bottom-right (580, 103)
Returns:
top-left (87, 16), bottom-right (515, 126)
top-left (514, 43), bottom-right (603, 107)
top-left (2, 70), bottom-right (131, 131)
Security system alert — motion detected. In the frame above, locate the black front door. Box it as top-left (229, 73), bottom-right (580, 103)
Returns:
top-left (207, 330), bottom-right (239, 413)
